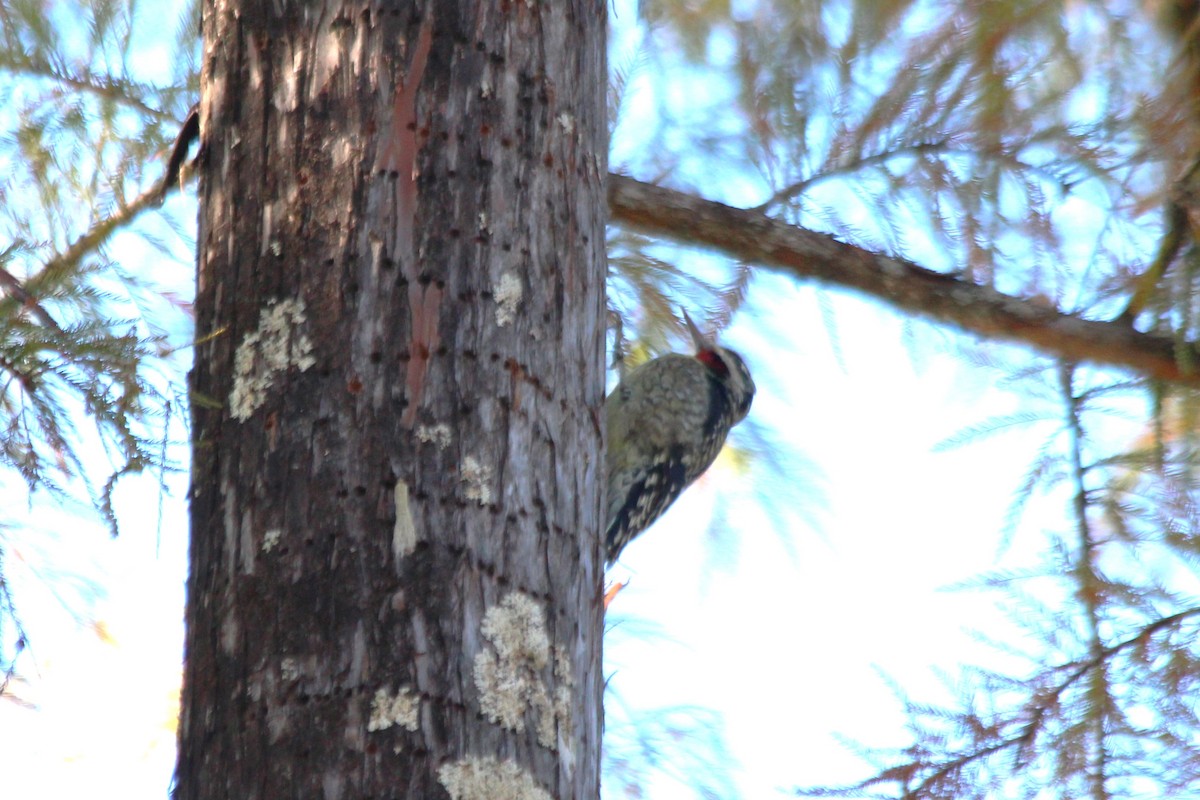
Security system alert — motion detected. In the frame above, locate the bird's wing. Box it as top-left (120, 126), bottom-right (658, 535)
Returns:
top-left (605, 443), bottom-right (689, 563)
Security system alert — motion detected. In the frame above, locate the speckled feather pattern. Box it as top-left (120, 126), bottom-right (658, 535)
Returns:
top-left (604, 349), bottom-right (754, 563)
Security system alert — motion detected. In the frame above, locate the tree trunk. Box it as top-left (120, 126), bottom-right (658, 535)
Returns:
top-left (177, 2), bottom-right (607, 798)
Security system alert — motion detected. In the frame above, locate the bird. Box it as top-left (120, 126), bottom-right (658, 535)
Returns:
top-left (604, 310), bottom-right (756, 565)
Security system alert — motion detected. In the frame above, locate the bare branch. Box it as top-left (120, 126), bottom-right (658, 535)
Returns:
top-left (608, 175), bottom-right (1200, 384)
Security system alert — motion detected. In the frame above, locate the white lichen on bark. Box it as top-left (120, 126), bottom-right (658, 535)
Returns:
top-left (262, 528), bottom-right (282, 552)
top-left (494, 272), bottom-right (522, 327)
top-left (416, 423), bottom-right (452, 449)
top-left (229, 298), bottom-right (316, 421)
top-left (460, 456), bottom-right (493, 504)
top-left (437, 757), bottom-right (551, 800)
top-left (473, 592), bottom-right (570, 749)
top-left (367, 686), bottom-right (420, 733)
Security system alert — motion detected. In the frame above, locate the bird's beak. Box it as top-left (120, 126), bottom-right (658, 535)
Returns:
top-left (681, 308), bottom-right (714, 353)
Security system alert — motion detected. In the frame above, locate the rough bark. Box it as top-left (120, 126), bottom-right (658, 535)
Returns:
top-left (178, 3), bottom-right (607, 800)
top-left (609, 175), bottom-right (1200, 384)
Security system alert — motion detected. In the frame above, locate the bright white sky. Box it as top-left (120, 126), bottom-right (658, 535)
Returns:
top-left (0, 2), bottom-right (1146, 798)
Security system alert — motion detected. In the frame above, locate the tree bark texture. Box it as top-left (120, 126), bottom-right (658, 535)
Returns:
top-left (179, 3), bottom-right (607, 800)
top-left (609, 175), bottom-right (1200, 384)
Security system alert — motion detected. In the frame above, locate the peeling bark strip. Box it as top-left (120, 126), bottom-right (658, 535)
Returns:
top-left (400, 280), bottom-right (442, 428)
top-left (181, 2), bottom-right (607, 799)
top-left (375, 15), bottom-right (439, 429)
top-left (609, 175), bottom-right (1200, 384)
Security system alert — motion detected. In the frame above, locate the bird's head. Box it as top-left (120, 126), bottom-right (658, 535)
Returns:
top-left (682, 309), bottom-right (755, 422)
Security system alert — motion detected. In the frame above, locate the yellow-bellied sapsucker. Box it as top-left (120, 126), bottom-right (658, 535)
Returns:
top-left (605, 311), bottom-right (756, 564)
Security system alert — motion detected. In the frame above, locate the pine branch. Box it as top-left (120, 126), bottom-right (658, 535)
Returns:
top-left (608, 175), bottom-right (1200, 384)
top-left (1058, 364), bottom-right (1111, 800)
top-left (829, 606), bottom-right (1200, 799)
top-left (1040, 606), bottom-right (1200, 708)
top-left (0, 50), bottom-right (171, 120)
top-left (0, 265), bottom-right (62, 333)
top-left (40, 175), bottom-right (177, 280)
top-left (750, 140), bottom-right (1072, 213)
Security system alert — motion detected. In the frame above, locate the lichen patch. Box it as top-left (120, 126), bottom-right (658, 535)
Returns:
top-left (460, 456), bottom-right (493, 505)
top-left (494, 272), bottom-right (522, 327)
top-left (437, 757), bottom-right (551, 800)
top-left (229, 298), bottom-right (316, 421)
top-left (416, 423), bottom-right (452, 449)
top-left (473, 592), bottom-right (570, 749)
top-left (262, 528), bottom-right (283, 553)
top-left (367, 686), bottom-right (420, 733)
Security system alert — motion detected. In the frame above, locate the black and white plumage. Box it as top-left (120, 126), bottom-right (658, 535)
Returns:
top-left (604, 311), bottom-right (755, 564)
